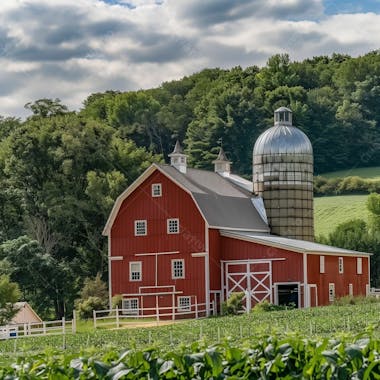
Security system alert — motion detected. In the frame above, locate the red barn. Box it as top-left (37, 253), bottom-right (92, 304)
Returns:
top-left (103, 108), bottom-right (371, 318)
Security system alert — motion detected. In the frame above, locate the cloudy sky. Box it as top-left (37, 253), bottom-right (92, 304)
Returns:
top-left (1, 0), bottom-right (380, 118)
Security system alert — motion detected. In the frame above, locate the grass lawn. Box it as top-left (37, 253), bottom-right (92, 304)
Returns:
top-left (320, 166), bottom-right (380, 180)
top-left (314, 194), bottom-right (369, 238)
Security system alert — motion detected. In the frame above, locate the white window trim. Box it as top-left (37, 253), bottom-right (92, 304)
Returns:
top-left (134, 220), bottom-right (147, 236)
top-left (122, 298), bottom-right (139, 315)
top-left (151, 183), bottom-right (162, 197)
top-left (328, 283), bottom-right (335, 302)
top-left (357, 257), bottom-right (363, 274)
top-left (129, 261), bottom-right (142, 282)
top-left (177, 296), bottom-right (191, 312)
top-left (172, 259), bottom-right (185, 279)
top-left (338, 257), bottom-right (344, 274)
top-left (167, 218), bottom-right (179, 234)
top-left (319, 255), bottom-right (325, 274)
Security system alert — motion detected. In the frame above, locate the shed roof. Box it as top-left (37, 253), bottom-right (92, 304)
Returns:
top-left (220, 230), bottom-right (371, 256)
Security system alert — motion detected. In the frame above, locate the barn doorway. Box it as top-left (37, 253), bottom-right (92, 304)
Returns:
top-left (275, 283), bottom-right (300, 308)
top-left (223, 260), bottom-right (273, 311)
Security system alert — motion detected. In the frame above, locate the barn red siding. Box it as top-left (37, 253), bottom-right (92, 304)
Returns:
top-left (110, 169), bottom-right (206, 307)
top-left (307, 254), bottom-right (369, 305)
top-left (208, 229), bottom-right (222, 292)
top-left (220, 236), bottom-right (304, 283)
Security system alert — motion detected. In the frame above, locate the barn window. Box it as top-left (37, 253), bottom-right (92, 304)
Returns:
top-left (319, 256), bottom-right (325, 273)
top-left (177, 296), bottom-right (191, 312)
top-left (172, 259), bottom-right (185, 279)
top-left (129, 261), bottom-right (142, 281)
top-left (151, 183), bottom-right (162, 197)
top-left (357, 257), bottom-right (362, 274)
top-left (328, 283), bottom-right (335, 302)
top-left (134, 220), bottom-right (147, 236)
top-left (348, 283), bottom-right (353, 296)
top-left (338, 257), bottom-right (344, 274)
top-left (167, 218), bottom-right (179, 234)
top-left (122, 298), bottom-right (139, 315)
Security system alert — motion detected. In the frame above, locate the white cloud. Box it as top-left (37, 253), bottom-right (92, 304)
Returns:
top-left (0, 0), bottom-right (379, 117)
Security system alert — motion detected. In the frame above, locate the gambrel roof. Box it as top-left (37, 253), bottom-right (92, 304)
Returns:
top-left (103, 163), bottom-right (269, 235)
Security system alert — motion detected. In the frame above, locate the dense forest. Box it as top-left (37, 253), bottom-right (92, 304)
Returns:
top-left (1, 51), bottom-right (380, 318)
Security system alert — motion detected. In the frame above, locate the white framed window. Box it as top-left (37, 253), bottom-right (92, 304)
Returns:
top-left (357, 257), bottom-right (363, 274)
top-left (151, 183), bottom-right (162, 197)
top-left (177, 296), bottom-right (191, 312)
top-left (122, 298), bottom-right (139, 315)
top-left (172, 259), bottom-right (185, 279)
top-left (328, 283), bottom-right (335, 302)
top-left (167, 218), bottom-right (179, 234)
top-left (338, 257), bottom-right (344, 274)
top-left (348, 283), bottom-right (353, 296)
top-left (129, 261), bottom-right (142, 281)
top-left (134, 220), bottom-right (147, 236)
top-left (319, 256), bottom-right (325, 274)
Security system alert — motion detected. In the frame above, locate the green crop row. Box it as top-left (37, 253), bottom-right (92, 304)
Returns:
top-left (1, 333), bottom-right (380, 379)
top-left (0, 302), bottom-right (379, 365)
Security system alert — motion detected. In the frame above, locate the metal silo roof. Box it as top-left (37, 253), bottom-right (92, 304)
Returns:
top-left (253, 125), bottom-right (313, 156)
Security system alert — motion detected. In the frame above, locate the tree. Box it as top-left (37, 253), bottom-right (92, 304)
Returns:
top-left (24, 98), bottom-right (69, 118)
top-left (367, 193), bottom-right (380, 235)
top-left (0, 274), bottom-right (20, 325)
top-left (75, 274), bottom-right (108, 319)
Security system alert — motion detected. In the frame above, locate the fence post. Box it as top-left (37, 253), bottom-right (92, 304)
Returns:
top-left (116, 306), bottom-right (120, 329)
top-left (28, 322), bottom-right (31, 336)
top-left (43, 321), bottom-right (46, 335)
top-left (72, 310), bottom-right (77, 334)
top-left (93, 309), bottom-right (97, 329)
top-left (62, 317), bottom-right (66, 335)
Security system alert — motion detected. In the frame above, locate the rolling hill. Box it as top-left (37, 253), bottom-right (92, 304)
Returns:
top-left (313, 167), bottom-right (378, 237)
top-left (314, 194), bottom-right (368, 238)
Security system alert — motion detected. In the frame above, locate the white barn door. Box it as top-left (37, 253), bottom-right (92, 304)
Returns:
top-left (225, 260), bottom-right (272, 311)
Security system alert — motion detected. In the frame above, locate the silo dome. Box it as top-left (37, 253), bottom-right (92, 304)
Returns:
top-left (253, 107), bottom-right (314, 241)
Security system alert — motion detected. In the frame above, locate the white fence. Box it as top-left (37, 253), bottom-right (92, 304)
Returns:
top-left (0, 314), bottom-right (76, 340)
top-left (370, 288), bottom-right (380, 298)
top-left (93, 302), bottom-right (215, 329)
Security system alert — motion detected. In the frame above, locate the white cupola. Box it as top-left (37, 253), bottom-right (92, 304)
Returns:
top-left (212, 147), bottom-right (231, 177)
top-left (168, 140), bottom-right (187, 174)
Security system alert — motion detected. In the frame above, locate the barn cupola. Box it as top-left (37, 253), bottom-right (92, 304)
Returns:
top-left (274, 106), bottom-right (293, 126)
top-left (212, 147), bottom-right (231, 177)
top-left (168, 140), bottom-right (187, 174)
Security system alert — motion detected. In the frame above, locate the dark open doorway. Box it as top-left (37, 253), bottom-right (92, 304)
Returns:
top-left (277, 284), bottom-right (299, 308)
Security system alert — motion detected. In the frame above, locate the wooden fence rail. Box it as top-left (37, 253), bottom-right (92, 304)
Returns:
top-left (0, 311), bottom-right (77, 340)
top-left (93, 301), bottom-right (215, 329)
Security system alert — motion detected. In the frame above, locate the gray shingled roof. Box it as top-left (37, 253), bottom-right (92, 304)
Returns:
top-left (221, 230), bottom-right (371, 256)
top-left (158, 165), bottom-right (269, 231)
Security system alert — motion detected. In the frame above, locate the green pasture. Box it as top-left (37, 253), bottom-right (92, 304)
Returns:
top-left (314, 194), bottom-right (369, 238)
top-left (320, 166), bottom-right (380, 180)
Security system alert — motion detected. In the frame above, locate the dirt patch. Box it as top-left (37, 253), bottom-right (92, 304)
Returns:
top-left (112, 320), bottom-right (184, 329)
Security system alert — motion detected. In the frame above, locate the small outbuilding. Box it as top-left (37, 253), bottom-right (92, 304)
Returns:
top-left (11, 302), bottom-right (42, 325)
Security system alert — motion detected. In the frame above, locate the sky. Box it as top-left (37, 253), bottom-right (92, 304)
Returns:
top-left (1, 0), bottom-right (380, 118)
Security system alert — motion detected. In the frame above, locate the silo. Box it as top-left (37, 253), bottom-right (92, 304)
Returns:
top-left (253, 107), bottom-right (314, 241)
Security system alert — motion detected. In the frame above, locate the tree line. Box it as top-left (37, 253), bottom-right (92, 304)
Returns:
top-left (1, 51), bottom-right (380, 319)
